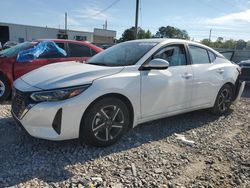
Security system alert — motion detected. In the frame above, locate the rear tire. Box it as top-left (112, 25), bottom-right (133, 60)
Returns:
top-left (0, 74), bottom-right (11, 103)
top-left (80, 97), bottom-right (130, 147)
top-left (211, 84), bottom-right (233, 115)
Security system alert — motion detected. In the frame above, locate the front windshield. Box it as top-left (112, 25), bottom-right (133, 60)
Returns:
top-left (0, 42), bottom-right (35, 57)
top-left (87, 41), bottom-right (158, 66)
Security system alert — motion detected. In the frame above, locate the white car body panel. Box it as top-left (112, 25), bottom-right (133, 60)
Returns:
top-left (21, 61), bottom-right (124, 90)
top-left (141, 65), bottom-right (193, 118)
top-left (12, 39), bottom-right (244, 141)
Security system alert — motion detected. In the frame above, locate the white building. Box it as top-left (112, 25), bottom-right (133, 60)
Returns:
top-left (0, 22), bottom-right (116, 45)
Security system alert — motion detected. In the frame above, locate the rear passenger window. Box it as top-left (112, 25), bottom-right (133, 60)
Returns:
top-left (55, 42), bottom-right (65, 50)
top-left (189, 45), bottom-right (210, 64)
top-left (208, 51), bottom-right (216, 62)
top-left (68, 43), bottom-right (91, 57)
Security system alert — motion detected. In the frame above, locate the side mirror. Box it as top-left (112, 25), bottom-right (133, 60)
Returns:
top-left (140, 58), bottom-right (169, 70)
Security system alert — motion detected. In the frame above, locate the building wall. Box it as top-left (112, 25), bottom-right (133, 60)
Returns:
top-left (93, 28), bottom-right (116, 44)
top-left (93, 35), bottom-right (114, 44)
top-left (0, 22), bottom-right (94, 43)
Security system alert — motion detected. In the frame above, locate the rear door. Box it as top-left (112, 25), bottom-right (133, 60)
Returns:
top-left (188, 45), bottom-right (223, 106)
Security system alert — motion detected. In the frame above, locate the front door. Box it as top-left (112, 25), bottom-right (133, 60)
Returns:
top-left (141, 44), bottom-right (193, 118)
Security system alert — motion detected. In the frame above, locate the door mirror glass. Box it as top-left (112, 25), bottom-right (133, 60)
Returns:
top-left (141, 58), bottom-right (169, 70)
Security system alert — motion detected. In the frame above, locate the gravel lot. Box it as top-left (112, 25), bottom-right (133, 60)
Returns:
top-left (0, 87), bottom-right (249, 188)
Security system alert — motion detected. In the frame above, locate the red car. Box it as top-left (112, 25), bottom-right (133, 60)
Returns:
top-left (0, 39), bottom-right (103, 102)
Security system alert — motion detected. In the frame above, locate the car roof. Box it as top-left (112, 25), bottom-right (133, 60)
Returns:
top-left (127, 38), bottom-right (221, 56)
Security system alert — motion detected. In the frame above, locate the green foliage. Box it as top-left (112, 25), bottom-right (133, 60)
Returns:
top-left (155, 25), bottom-right (190, 39)
top-left (118, 25), bottom-right (189, 42)
top-left (118, 27), bottom-right (152, 42)
top-left (201, 38), bottom-right (250, 50)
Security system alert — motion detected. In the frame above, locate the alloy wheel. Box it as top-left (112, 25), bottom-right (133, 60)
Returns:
top-left (0, 80), bottom-right (5, 97)
top-left (92, 105), bottom-right (125, 142)
top-left (218, 88), bottom-right (231, 112)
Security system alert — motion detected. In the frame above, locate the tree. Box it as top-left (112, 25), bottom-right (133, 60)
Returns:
top-left (201, 39), bottom-right (210, 46)
top-left (155, 25), bottom-right (190, 39)
top-left (145, 30), bottom-right (152, 39)
top-left (119, 27), bottom-right (152, 42)
top-left (235, 40), bottom-right (247, 50)
top-left (222, 39), bottom-right (236, 49)
top-left (119, 27), bottom-right (135, 42)
top-left (246, 41), bottom-right (250, 50)
top-left (200, 38), bottom-right (248, 50)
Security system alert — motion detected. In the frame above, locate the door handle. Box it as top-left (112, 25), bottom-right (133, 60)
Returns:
top-left (217, 69), bottom-right (224, 74)
top-left (182, 73), bottom-right (193, 79)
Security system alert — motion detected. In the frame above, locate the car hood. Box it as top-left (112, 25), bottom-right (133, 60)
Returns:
top-left (20, 61), bottom-right (124, 90)
top-left (239, 60), bottom-right (250, 67)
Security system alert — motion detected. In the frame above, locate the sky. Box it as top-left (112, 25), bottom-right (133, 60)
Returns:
top-left (0, 0), bottom-right (250, 41)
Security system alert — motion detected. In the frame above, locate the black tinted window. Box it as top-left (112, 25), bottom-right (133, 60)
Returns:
top-left (189, 45), bottom-right (210, 64)
top-left (69, 43), bottom-right (91, 57)
top-left (153, 45), bottom-right (187, 66)
top-left (55, 42), bottom-right (65, 50)
top-left (91, 49), bottom-right (97, 56)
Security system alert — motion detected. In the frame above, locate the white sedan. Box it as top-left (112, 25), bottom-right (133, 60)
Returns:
top-left (11, 39), bottom-right (245, 146)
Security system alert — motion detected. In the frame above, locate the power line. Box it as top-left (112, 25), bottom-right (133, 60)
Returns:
top-left (89, 0), bottom-right (121, 18)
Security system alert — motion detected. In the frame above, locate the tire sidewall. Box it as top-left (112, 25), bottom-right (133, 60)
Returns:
top-left (80, 97), bottom-right (130, 147)
top-left (0, 74), bottom-right (11, 103)
top-left (212, 84), bottom-right (233, 115)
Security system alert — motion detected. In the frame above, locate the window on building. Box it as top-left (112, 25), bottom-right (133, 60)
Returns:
top-left (18, 38), bottom-right (24, 43)
top-left (75, 36), bottom-right (87, 41)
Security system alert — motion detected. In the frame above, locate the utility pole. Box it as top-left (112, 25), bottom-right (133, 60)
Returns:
top-left (209, 29), bottom-right (212, 42)
top-left (134, 0), bottom-right (139, 39)
top-left (65, 12), bottom-right (68, 34)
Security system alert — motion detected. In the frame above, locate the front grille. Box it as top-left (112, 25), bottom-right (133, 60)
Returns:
top-left (12, 88), bottom-right (31, 119)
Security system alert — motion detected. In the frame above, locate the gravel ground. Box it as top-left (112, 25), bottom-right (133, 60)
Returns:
top-left (0, 87), bottom-right (249, 188)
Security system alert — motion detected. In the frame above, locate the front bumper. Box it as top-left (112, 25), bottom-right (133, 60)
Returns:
top-left (11, 96), bottom-right (90, 141)
top-left (11, 83), bottom-right (97, 141)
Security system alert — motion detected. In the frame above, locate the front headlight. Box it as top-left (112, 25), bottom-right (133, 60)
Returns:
top-left (30, 84), bottom-right (91, 102)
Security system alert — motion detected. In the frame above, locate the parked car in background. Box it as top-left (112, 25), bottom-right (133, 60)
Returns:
top-left (238, 59), bottom-right (250, 83)
top-left (12, 39), bottom-right (245, 147)
top-left (3, 41), bottom-right (18, 50)
top-left (0, 39), bottom-right (102, 102)
top-left (220, 51), bottom-right (250, 83)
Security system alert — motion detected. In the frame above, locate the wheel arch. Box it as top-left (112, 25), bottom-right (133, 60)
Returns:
top-left (79, 93), bottom-right (135, 136)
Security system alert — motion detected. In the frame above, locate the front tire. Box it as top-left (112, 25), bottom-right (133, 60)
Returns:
top-left (0, 74), bottom-right (11, 103)
top-left (211, 84), bottom-right (233, 115)
top-left (80, 97), bottom-right (130, 147)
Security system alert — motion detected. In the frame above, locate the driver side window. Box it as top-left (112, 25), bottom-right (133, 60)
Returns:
top-left (153, 44), bottom-right (187, 66)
